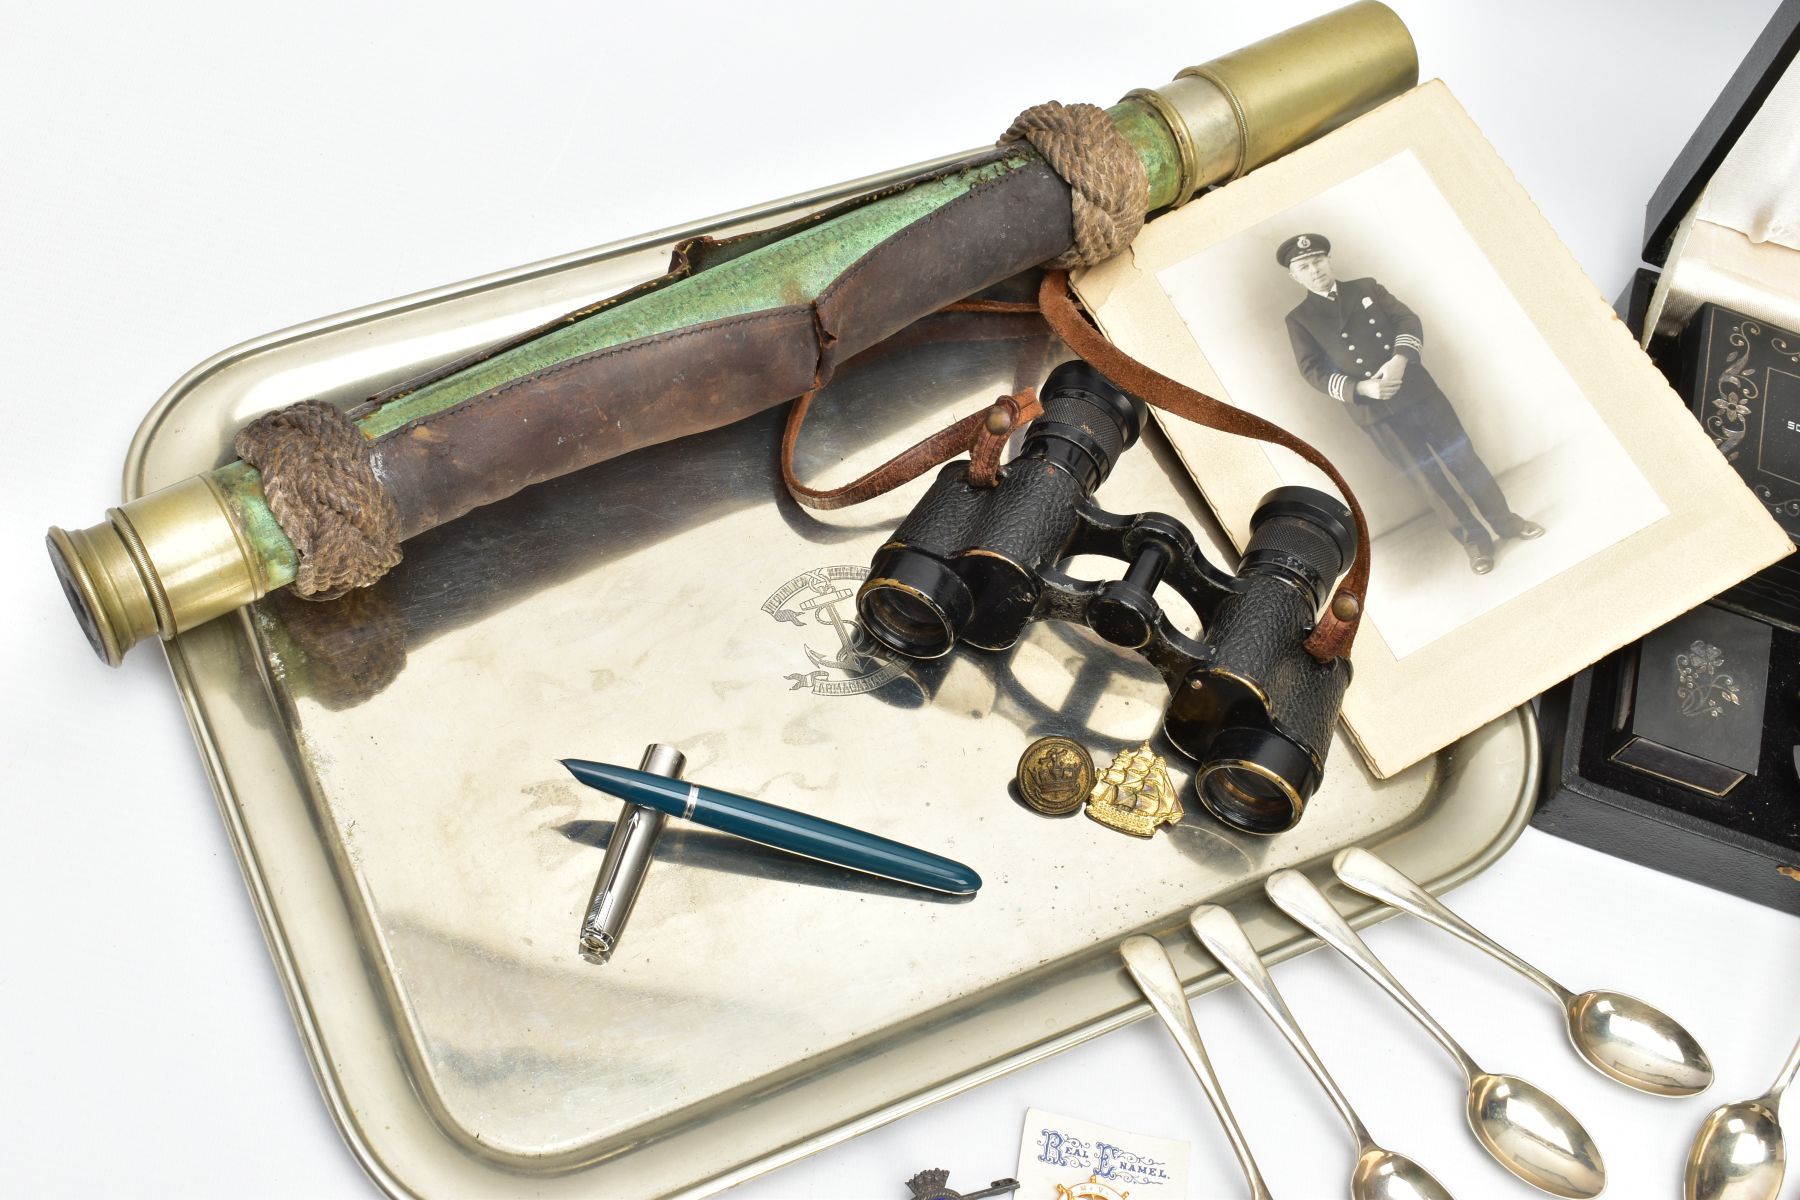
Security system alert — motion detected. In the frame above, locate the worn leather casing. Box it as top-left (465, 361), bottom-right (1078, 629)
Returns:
top-left (362, 155), bottom-right (1074, 539)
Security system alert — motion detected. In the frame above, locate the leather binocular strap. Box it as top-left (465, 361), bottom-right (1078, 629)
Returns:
top-left (779, 296), bottom-right (1048, 509)
top-left (778, 281), bottom-right (1367, 661)
top-left (780, 386), bottom-right (1042, 509)
top-left (1035, 270), bottom-right (1367, 662)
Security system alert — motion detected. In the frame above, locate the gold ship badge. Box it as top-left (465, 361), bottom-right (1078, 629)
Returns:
top-left (1085, 743), bottom-right (1181, 837)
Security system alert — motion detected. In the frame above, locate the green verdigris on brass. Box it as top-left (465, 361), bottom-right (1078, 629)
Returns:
top-left (213, 460), bottom-right (299, 590)
top-left (1107, 100), bottom-right (1186, 210)
top-left (213, 100), bottom-right (1184, 583)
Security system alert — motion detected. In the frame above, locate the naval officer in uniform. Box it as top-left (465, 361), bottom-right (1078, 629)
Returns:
top-left (1278, 233), bottom-right (1543, 574)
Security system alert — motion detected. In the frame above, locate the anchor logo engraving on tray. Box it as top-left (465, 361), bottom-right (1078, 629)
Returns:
top-left (764, 565), bottom-right (909, 696)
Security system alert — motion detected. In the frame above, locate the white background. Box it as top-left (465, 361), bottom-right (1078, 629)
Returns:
top-left (3, 2), bottom-right (1798, 1198)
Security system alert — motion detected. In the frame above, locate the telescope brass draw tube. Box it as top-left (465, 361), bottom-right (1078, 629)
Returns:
top-left (48, 2), bottom-right (1416, 666)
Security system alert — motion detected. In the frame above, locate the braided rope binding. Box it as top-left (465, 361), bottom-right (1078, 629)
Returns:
top-left (234, 399), bottom-right (403, 599)
top-left (999, 100), bottom-right (1148, 269)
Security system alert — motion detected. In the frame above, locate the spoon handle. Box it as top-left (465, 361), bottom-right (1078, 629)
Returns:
top-left (1120, 936), bottom-right (1276, 1200)
top-left (1264, 870), bottom-right (1482, 1079)
top-left (1333, 848), bottom-right (1573, 1003)
top-left (1188, 904), bottom-right (1373, 1148)
top-left (1765, 1031), bottom-right (1800, 1110)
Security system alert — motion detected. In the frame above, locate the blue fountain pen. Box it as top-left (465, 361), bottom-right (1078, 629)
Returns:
top-left (561, 759), bottom-right (982, 896)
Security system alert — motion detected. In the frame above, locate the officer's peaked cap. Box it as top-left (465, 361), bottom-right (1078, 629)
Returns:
top-left (1276, 233), bottom-right (1331, 268)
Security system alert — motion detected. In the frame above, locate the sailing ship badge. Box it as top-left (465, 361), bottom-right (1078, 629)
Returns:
top-left (1086, 743), bottom-right (1182, 837)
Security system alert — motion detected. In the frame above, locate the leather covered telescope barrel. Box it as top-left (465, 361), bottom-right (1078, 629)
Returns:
top-left (48, 2), bottom-right (1417, 666)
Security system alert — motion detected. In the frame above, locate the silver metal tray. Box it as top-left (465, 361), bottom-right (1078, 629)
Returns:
top-left (130, 156), bottom-right (1538, 1199)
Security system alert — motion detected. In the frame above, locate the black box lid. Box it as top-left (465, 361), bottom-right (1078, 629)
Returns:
top-left (1644, 0), bottom-right (1800, 267)
top-left (1617, 603), bottom-right (1774, 786)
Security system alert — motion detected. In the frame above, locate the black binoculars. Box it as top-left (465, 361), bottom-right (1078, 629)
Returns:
top-left (857, 361), bottom-right (1356, 835)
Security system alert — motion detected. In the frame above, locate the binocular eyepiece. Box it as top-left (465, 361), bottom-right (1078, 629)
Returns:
top-left (858, 360), bottom-right (1355, 836)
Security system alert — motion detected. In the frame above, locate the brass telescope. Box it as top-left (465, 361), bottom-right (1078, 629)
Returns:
top-left (48, 3), bottom-right (1417, 667)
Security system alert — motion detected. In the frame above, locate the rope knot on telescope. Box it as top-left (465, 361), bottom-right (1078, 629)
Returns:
top-left (234, 399), bottom-right (402, 599)
top-left (999, 100), bottom-right (1149, 269)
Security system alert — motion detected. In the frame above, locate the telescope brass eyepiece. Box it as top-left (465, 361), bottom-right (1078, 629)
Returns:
top-left (48, 475), bottom-right (268, 667)
top-left (1122, 0), bottom-right (1417, 206)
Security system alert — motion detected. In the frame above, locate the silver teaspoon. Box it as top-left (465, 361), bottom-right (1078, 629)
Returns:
top-left (1265, 870), bottom-right (1604, 1198)
top-left (1684, 1032), bottom-right (1800, 1200)
top-left (1120, 935), bottom-right (1275, 1200)
top-left (1188, 904), bottom-right (1455, 1200)
top-left (1333, 847), bottom-right (1713, 1097)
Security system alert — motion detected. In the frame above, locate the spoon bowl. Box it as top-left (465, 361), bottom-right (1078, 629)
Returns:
top-left (1264, 868), bottom-right (1601, 1198)
top-left (1189, 904), bottom-right (1456, 1200)
top-left (1568, 989), bottom-right (1713, 1097)
top-left (1685, 1032), bottom-right (1799, 1200)
top-left (1467, 1073), bottom-right (1604, 1198)
top-left (1352, 1148), bottom-right (1454, 1200)
top-left (1684, 1098), bottom-right (1785, 1200)
top-left (1333, 847), bottom-right (1714, 1097)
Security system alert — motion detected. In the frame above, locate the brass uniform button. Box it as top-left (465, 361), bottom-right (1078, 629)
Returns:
top-left (1016, 736), bottom-right (1096, 816)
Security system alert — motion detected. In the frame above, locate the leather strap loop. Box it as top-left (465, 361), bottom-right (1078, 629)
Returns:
top-left (968, 391), bottom-right (1039, 487)
top-left (780, 387), bottom-right (1042, 511)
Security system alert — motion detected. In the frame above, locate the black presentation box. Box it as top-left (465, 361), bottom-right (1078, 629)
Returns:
top-left (1681, 302), bottom-right (1800, 630)
top-left (1532, 0), bottom-right (1800, 916)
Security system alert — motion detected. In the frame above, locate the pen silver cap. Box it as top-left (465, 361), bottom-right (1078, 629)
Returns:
top-left (579, 742), bottom-right (686, 965)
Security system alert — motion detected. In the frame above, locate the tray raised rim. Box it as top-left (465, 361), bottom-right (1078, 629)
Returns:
top-left (131, 154), bottom-right (1540, 1199)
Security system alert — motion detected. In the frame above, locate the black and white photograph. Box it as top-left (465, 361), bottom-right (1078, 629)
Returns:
top-left (1075, 81), bottom-right (1787, 777)
top-left (1155, 149), bottom-right (1667, 658)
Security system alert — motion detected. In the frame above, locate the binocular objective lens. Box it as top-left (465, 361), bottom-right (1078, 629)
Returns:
top-left (1196, 763), bottom-right (1302, 836)
top-left (861, 585), bottom-right (953, 658)
top-left (858, 545), bottom-right (975, 660)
